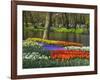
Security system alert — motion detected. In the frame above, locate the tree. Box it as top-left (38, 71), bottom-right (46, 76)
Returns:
top-left (43, 12), bottom-right (52, 39)
top-left (23, 11), bottom-right (29, 27)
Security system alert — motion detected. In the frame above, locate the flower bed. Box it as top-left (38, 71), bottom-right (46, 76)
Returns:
top-left (65, 46), bottom-right (89, 51)
top-left (56, 41), bottom-right (82, 46)
top-left (23, 38), bottom-right (90, 68)
top-left (26, 38), bottom-right (83, 46)
top-left (43, 44), bottom-right (65, 50)
top-left (50, 50), bottom-right (89, 60)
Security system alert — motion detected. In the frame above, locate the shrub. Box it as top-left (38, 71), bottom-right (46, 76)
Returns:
top-left (75, 28), bottom-right (84, 34)
top-left (24, 27), bottom-right (44, 39)
top-left (53, 28), bottom-right (84, 34)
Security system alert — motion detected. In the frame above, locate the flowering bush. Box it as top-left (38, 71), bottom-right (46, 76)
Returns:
top-left (50, 50), bottom-right (89, 60)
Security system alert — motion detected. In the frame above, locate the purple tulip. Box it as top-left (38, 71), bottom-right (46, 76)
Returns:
top-left (43, 44), bottom-right (65, 50)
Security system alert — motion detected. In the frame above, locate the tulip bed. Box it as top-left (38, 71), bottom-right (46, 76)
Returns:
top-left (23, 38), bottom-right (90, 68)
top-left (27, 38), bottom-right (83, 46)
top-left (50, 50), bottom-right (89, 60)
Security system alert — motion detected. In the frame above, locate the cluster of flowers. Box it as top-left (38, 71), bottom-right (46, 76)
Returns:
top-left (56, 41), bottom-right (82, 46)
top-left (23, 40), bottom-right (38, 47)
top-left (50, 50), bottom-right (89, 60)
top-left (24, 52), bottom-right (50, 60)
top-left (65, 46), bottom-right (89, 51)
top-left (26, 38), bottom-right (82, 46)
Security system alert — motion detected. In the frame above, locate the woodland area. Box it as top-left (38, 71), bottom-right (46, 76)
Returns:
top-left (23, 11), bottom-right (89, 40)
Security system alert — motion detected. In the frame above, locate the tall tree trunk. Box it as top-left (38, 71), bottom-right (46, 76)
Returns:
top-left (64, 13), bottom-right (69, 28)
top-left (74, 15), bottom-right (77, 29)
top-left (30, 12), bottom-right (34, 27)
top-left (43, 12), bottom-right (52, 39)
top-left (24, 12), bottom-right (28, 27)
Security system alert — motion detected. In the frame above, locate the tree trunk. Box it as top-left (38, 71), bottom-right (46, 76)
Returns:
top-left (64, 13), bottom-right (69, 28)
top-left (24, 12), bottom-right (28, 27)
top-left (43, 12), bottom-right (52, 39)
top-left (30, 12), bottom-right (34, 27)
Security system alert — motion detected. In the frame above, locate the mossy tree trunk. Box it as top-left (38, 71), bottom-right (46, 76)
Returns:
top-left (43, 12), bottom-right (52, 39)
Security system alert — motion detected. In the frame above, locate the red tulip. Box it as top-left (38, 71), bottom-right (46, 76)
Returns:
top-left (50, 50), bottom-right (89, 60)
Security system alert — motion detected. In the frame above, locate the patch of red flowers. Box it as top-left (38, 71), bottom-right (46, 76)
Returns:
top-left (50, 50), bottom-right (89, 60)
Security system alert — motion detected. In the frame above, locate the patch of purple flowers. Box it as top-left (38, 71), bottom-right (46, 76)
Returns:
top-left (43, 44), bottom-right (65, 50)
top-left (38, 42), bottom-right (65, 50)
